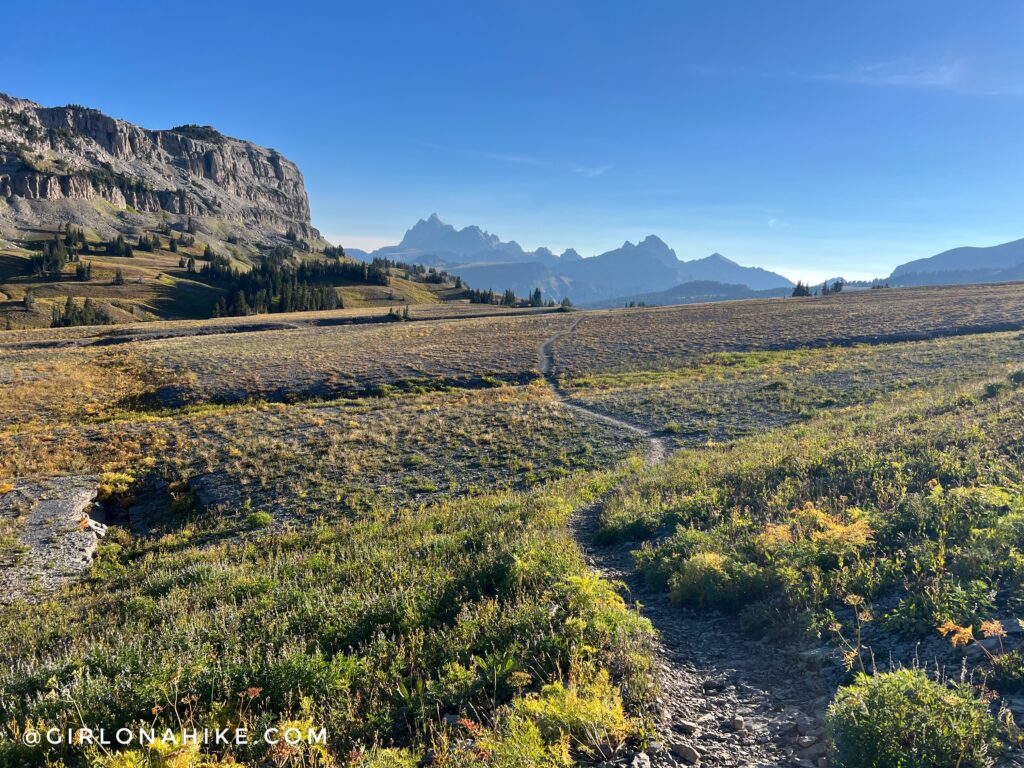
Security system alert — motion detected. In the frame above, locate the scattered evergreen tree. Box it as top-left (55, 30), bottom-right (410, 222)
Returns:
top-left (75, 261), bottom-right (93, 281)
top-left (29, 236), bottom-right (71, 276)
top-left (113, 268), bottom-right (125, 286)
top-left (135, 233), bottom-right (157, 252)
top-left (467, 287), bottom-right (498, 304)
top-left (530, 287), bottom-right (543, 307)
top-left (792, 281), bottom-right (812, 297)
top-left (51, 295), bottom-right (105, 327)
top-left (232, 289), bottom-right (250, 316)
top-left (63, 226), bottom-right (87, 249)
top-left (106, 235), bottom-right (134, 258)
top-left (169, 236), bottom-right (178, 253)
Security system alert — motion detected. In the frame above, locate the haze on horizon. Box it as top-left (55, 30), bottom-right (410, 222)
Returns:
top-left (6, 0), bottom-right (1024, 284)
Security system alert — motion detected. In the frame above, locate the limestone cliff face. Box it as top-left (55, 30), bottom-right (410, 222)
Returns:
top-left (0, 93), bottom-right (319, 241)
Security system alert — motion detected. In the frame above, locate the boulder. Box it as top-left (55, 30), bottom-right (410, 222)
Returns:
top-left (0, 475), bottom-right (102, 602)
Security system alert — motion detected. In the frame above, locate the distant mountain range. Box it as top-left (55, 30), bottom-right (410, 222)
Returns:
top-left (888, 238), bottom-right (1024, 286)
top-left (346, 216), bottom-right (1024, 307)
top-left (346, 214), bottom-right (794, 304)
top-left (585, 280), bottom-right (791, 309)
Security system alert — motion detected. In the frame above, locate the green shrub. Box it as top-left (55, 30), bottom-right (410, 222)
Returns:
top-left (827, 670), bottom-right (999, 768)
top-left (508, 666), bottom-right (633, 759)
top-left (984, 381), bottom-right (1008, 399)
top-left (474, 717), bottom-right (572, 767)
top-left (245, 510), bottom-right (274, 528)
top-left (990, 649), bottom-right (1024, 693)
top-left (356, 747), bottom-right (421, 768)
top-left (668, 551), bottom-right (771, 609)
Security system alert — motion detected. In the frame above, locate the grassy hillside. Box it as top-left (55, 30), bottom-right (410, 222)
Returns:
top-left (0, 226), bottom-right (471, 331)
top-left (4, 284), bottom-right (1024, 766)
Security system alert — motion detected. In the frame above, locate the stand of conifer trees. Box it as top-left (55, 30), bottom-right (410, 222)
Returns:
top-left (205, 246), bottom-right (390, 317)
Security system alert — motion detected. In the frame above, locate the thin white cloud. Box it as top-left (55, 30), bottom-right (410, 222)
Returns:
top-left (413, 140), bottom-right (612, 178)
top-left (692, 58), bottom-right (1024, 97)
top-left (572, 163), bottom-right (614, 178)
top-left (810, 58), bottom-right (966, 89)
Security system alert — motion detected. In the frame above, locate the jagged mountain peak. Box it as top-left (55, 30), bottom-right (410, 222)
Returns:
top-left (360, 214), bottom-right (795, 303)
top-left (628, 234), bottom-right (679, 266)
top-left (639, 234), bottom-right (671, 250)
top-left (688, 252), bottom-right (739, 267)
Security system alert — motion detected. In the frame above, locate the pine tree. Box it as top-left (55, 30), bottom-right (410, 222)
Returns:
top-left (232, 289), bottom-right (249, 315)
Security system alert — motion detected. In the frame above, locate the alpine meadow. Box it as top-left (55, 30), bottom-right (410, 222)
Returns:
top-left (4, 3), bottom-right (1024, 768)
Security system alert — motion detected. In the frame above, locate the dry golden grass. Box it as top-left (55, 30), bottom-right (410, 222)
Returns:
top-left (0, 381), bottom-right (638, 520)
top-left (130, 312), bottom-right (569, 405)
top-left (0, 348), bottom-right (166, 430)
top-left (564, 330), bottom-right (1024, 441)
top-left (552, 283), bottom-right (1024, 377)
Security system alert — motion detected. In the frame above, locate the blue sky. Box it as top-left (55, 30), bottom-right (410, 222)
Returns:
top-left (6, 1), bottom-right (1024, 281)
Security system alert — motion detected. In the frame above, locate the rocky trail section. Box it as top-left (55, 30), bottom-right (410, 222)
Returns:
top-left (540, 318), bottom-right (832, 767)
top-left (0, 475), bottom-right (105, 603)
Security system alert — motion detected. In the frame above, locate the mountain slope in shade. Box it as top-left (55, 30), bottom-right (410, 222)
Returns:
top-left (681, 253), bottom-right (793, 291)
top-left (344, 215), bottom-right (794, 303)
top-left (583, 280), bottom-right (791, 309)
top-left (890, 237), bottom-right (1024, 285)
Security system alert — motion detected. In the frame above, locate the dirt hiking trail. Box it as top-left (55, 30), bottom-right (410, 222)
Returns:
top-left (539, 316), bottom-right (831, 768)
